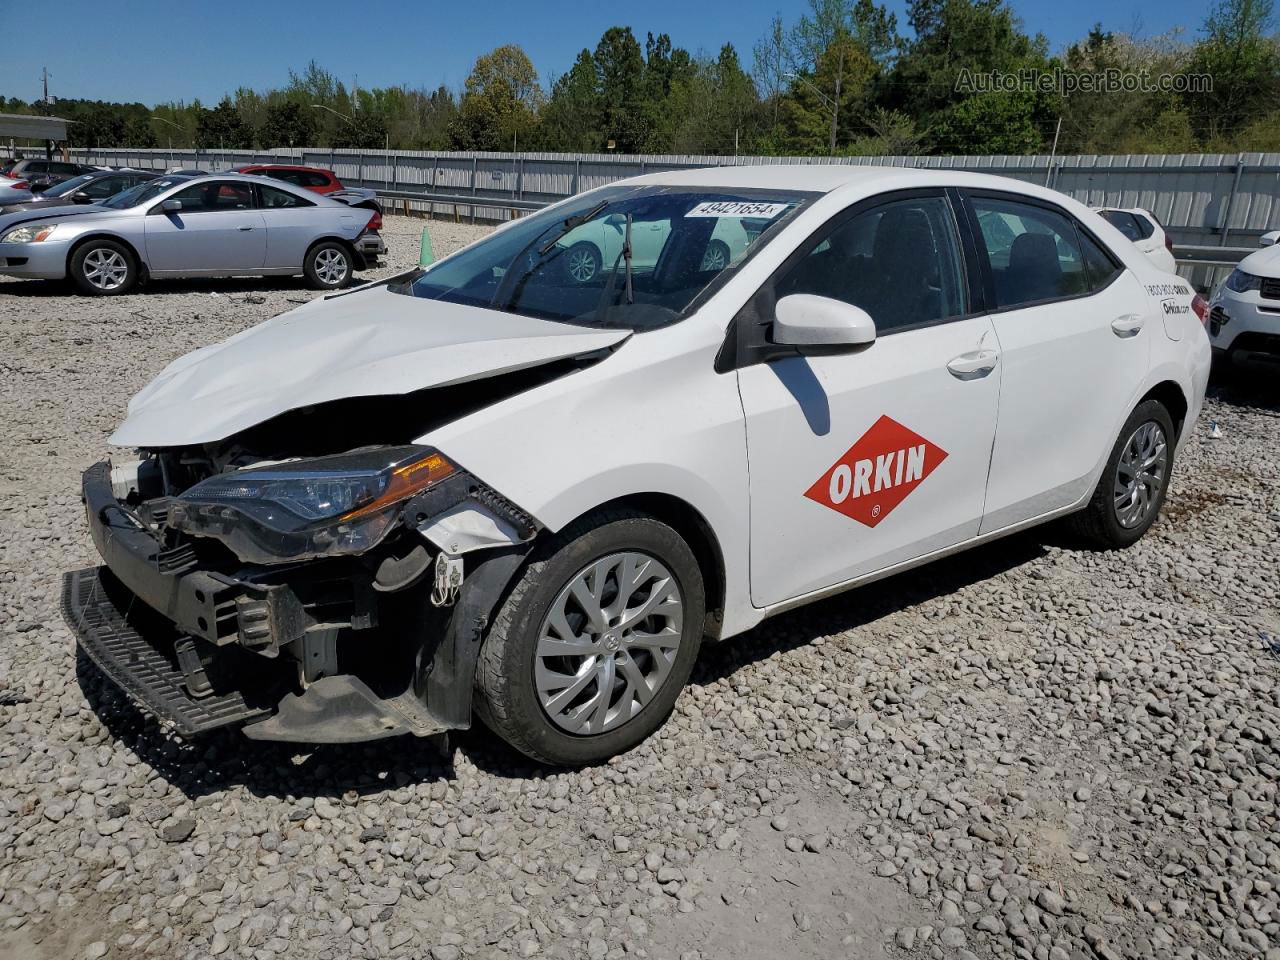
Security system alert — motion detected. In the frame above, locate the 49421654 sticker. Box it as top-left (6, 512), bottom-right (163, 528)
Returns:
top-left (804, 415), bottom-right (948, 528)
top-left (684, 201), bottom-right (790, 219)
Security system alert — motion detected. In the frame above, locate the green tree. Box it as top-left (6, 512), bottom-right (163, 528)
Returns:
top-left (260, 100), bottom-right (317, 148)
top-left (539, 50), bottom-right (604, 151)
top-left (1188, 0), bottom-right (1280, 139)
top-left (594, 27), bottom-right (648, 151)
top-left (195, 97), bottom-right (253, 149)
top-left (778, 33), bottom-right (878, 154)
top-left (449, 45), bottom-right (543, 150)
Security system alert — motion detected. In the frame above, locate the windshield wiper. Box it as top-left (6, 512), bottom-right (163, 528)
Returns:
top-left (495, 199), bottom-right (613, 312)
top-left (537, 199), bottom-right (609, 256)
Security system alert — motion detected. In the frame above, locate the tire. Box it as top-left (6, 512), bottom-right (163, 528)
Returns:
top-left (563, 241), bottom-right (601, 285)
top-left (475, 509), bottom-right (705, 766)
top-left (701, 239), bottom-right (731, 272)
top-left (1069, 398), bottom-right (1176, 548)
top-left (304, 241), bottom-right (353, 290)
top-left (70, 239), bottom-right (137, 295)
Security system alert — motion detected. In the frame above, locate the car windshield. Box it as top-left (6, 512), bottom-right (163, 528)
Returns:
top-left (42, 173), bottom-right (97, 198)
top-left (397, 186), bottom-right (813, 330)
top-left (100, 177), bottom-right (186, 209)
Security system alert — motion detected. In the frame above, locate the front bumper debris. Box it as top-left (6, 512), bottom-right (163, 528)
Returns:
top-left (64, 461), bottom-right (452, 742)
top-left (63, 565), bottom-right (277, 736)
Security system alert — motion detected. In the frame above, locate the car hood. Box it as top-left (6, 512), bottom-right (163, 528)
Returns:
top-left (110, 286), bottom-right (632, 447)
top-left (0, 202), bottom-right (110, 231)
top-left (1238, 244), bottom-right (1280, 279)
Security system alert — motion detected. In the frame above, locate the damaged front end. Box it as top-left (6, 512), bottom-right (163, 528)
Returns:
top-left (64, 437), bottom-right (537, 744)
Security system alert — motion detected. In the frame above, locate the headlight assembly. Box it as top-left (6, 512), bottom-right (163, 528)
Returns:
top-left (1, 222), bottom-right (59, 244)
top-left (1225, 268), bottom-right (1263, 293)
top-left (169, 446), bottom-right (457, 563)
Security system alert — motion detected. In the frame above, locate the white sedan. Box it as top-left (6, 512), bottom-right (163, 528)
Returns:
top-left (1094, 206), bottom-right (1178, 274)
top-left (65, 166), bottom-right (1210, 766)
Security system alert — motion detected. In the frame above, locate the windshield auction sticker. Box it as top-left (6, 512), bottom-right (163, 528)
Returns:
top-left (685, 201), bottom-right (790, 219)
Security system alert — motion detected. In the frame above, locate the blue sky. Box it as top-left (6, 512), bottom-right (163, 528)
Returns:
top-left (2, 0), bottom-right (1210, 106)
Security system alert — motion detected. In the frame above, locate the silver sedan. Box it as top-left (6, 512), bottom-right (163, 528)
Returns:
top-left (0, 173), bottom-right (382, 295)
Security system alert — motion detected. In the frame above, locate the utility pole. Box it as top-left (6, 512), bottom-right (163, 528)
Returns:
top-left (1044, 117), bottom-right (1063, 187)
top-left (41, 67), bottom-right (53, 160)
top-left (830, 48), bottom-right (844, 157)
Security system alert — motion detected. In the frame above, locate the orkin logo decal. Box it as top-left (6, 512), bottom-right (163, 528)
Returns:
top-left (804, 415), bottom-right (948, 528)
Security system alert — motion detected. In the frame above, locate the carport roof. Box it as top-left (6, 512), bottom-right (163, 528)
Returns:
top-left (0, 113), bottom-right (69, 141)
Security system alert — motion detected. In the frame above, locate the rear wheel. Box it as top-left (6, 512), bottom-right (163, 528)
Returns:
top-left (564, 242), bottom-right (601, 284)
top-left (70, 239), bottom-right (137, 295)
top-left (475, 510), bottom-right (704, 766)
top-left (701, 239), bottom-right (730, 271)
top-left (304, 241), bottom-right (352, 290)
top-left (1070, 399), bottom-right (1175, 548)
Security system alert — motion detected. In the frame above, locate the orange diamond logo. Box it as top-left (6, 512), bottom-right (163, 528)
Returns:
top-left (804, 415), bottom-right (949, 527)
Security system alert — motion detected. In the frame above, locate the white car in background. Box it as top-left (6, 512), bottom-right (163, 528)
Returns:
top-left (556, 204), bottom-right (760, 283)
top-left (1208, 242), bottom-right (1280, 370)
top-left (65, 167), bottom-right (1210, 767)
top-left (1095, 207), bottom-right (1178, 274)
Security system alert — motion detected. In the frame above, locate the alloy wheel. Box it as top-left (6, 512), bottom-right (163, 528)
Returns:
top-left (314, 248), bottom-right (348, 285)
top-left (83, 248), bottom-right (128, 291)
top-left (701, 243), bottom-right (728, 271)
top-left (534, 552), bottom-right (684, 735)
top-left (1113, 420), bottom-right (1169, 529)
top-left (567, 246), bottom-right (597, 283)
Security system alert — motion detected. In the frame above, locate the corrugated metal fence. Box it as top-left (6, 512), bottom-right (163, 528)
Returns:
top-left (53, 146), bottom-right (1280, 284)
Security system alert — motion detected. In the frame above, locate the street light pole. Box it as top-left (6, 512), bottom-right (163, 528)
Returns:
top-left (150, 115), bottom-right (185, 170)
top-left (786, 67), bottom-right (843, 157)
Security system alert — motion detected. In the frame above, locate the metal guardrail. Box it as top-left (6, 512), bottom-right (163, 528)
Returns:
top-left (1173, 244), bottom-right (1256, 266)
top-left (375, 188), bottom-right (546, 213)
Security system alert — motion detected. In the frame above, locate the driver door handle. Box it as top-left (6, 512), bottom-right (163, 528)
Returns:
top-left (238, 225), bottom-right (255, 231)
top-left (1111, 314), bottom-right (1144, 337)
top-left (947, 349), bottom-right (999, 379)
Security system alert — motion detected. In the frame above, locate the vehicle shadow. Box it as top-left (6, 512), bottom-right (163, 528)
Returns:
top-left (1207, 367), bottom-right (1280, 413)
top-left (75, 528), bottom-right (1053, 800)
top-left (0, 275), bottom-right (329, 299)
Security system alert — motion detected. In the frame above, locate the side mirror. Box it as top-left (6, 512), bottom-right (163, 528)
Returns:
top-left (161, 198), bottom-right (183, 213)
top-left (1260, 230), bottom-right (1279, 248)
top-left (773, 294), bottom-right (877, 349)
top-left (71, 191), bottom-right (93, 204)
top-left (29, 182), bottom-right (50, 194)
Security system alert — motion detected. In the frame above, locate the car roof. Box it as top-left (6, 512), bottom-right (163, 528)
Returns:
top-left (239, 164), bottom-right (332, 174)
top-left (625, 164), bottom-right (1084, 203)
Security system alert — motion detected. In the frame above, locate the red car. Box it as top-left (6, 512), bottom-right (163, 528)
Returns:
top-left (235, 164), bottom-right (345, 194)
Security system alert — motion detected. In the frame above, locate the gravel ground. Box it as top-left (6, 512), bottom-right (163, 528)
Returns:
top-left (1, 217), bottom-right (1278, 960)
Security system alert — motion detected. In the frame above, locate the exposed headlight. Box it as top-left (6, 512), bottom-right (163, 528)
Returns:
top-left (0, 222), bottom-right (59, 244)
top-left (169, 446), bottom-right (457, 564)
top-left (1225, 268), bottom-right (1263, 293)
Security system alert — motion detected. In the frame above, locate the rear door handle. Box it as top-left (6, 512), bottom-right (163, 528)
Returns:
top-left (1111, 314), bottom-right (1144, 337)
top-left (947, 349), bottom-right (999, 379)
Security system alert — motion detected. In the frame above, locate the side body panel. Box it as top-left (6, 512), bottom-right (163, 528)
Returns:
top-left (979, 270), bottom-right (1153, 533)
top-left (738, 317), bottom-right (1001, 606)
top-left (418, 316), bottom-right (754, 637)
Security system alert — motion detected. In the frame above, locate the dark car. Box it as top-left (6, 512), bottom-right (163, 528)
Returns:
top-left (0, 169), bottom-right (160, 213)
top-left (5, 158), bottom-right (96, 190)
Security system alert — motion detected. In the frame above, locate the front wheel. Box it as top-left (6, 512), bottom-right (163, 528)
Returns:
top-left (475, 510), bottom-right (705, 766)
top-left (304, 241), bottom-right (353, 290)
top-left (70, 239), bottom-right (137, 295)
top-left (563, 242), bottom-right (601, 285)
top-left (1070, 398), bottom-right (1175, 548)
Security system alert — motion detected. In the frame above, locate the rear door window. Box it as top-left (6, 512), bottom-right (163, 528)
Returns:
top-left (1098, 210), bottom-right (1144, 242)
top-left (299, 171), bottom-right (333, 188)
top-left (259, 184), bottom-right (314, 208)
top-left (970, 197), bottom-right (1093, 309)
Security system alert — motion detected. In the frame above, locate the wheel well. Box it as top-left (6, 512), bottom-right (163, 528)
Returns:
top-left (1141, 380), bottom-right (1188, 440)
top-left (578, 493), bottom-right (727, 636)
top-left (66, 233), bottom-right (142, 274)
